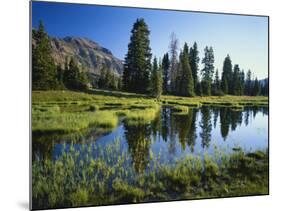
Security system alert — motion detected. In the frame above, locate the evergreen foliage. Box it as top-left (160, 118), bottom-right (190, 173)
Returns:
top-left (32, 20), bottom-right (59, 90)
top-left (63, 58), bottom-right (89, 90)
top-left (32, 20), bottom-right (267, 97)
top-left (169, 33), bottom-right (179, 94)
top-left (98, 64), bottom-right (121, 90)
top-left (221, 55), bottom-right (233, 94)
top-left (201, 46), bottom-right (215, 96)
top-left (189, 42), bottom-right (200, 93)
top-left (253, 77), bottom-right (261, 96)
top-left (122, 18), bottom-right (152, 94)
top-left (162, 53), bottom-right (170, 94)
top-left (212, 69), bottom-right (222, 96)
top-left (150, 57), bottom-right (163, 99)
top-left (178, 43), bottom-right (195, 97)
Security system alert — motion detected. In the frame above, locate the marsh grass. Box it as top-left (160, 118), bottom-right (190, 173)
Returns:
top-left (116, 105), bottom-right (161, 125)
top-left (170, 105), bottom-right (189, 115)
top-left (32, 110), bottom-right (118, 133)
top-left (32, 91), bottom-right (268, 134)
top-left (32, 138), bottom-right (268, 209)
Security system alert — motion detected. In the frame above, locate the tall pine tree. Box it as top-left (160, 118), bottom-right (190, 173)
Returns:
top-left (253, 77), bottom-right (261, 96)
top-left (150, 57), bottom-right (163, 99)
top-left (122, 18), bottom-right (152, 93)
top-left (189, 42), bottom-right (200, 93)
top-left (162, 53), bottom-right (170, 95)
top-left (178, 43), bottom-right (195, 97)
top-left (213, 68), bottom-right (221, 95)
top-left (201, 46), bottom-right (215, 96)
top-left (232, 64), bottom-right (241, 95)
top-left (245, 69), bottom-right (252, 95)
top-left (32, 20), bottom-right (59, 90)
top-left (221, 54), bottom-right (233, 94)
top-left (169, 32), bottom-right (179, 94)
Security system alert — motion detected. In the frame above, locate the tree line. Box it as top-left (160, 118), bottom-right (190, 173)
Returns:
top-left (122, 18), bottom-right (268, 98)
top-left (32, 19), bottom-right (268, 97)
top-left (32, 21), bottom-right (90, 91)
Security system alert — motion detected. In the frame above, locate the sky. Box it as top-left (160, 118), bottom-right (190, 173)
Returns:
top-left (32, 1), bottom-right (268, 79)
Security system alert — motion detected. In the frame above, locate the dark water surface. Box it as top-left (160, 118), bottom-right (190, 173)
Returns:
top-left (33, 106), bottom-right (268, 173)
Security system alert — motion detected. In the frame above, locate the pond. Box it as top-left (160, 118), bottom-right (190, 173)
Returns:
top-left (33, 106), bottom-right (268, 172)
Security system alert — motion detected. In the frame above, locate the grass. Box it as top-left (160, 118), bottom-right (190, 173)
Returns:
top-left (31, 90), bottom-right (268, 209)
top-left (33, 109), bottom-right (118, 133)
top-left (32, 138), bottom-right (268, 209)
top-left (32, 90), bottom-right (268, 134)
top-left (162, 95), bottom-right (268, 108)
top-left (170, 105), bottom-right (189, 115)
top-left (116, 105), bottom-right (161, 125)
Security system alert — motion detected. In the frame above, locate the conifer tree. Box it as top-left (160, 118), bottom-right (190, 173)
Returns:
top-left (122, 18), bottom-right (152, 93)
top-left (32, 20), bottom-right (59, 90)
top-left (213, 68), bottom-right (221, 95)
top-left (179, 43), bottom-right (195, 97)
top-left (56, 64), bottom-right (64, 88)
top-left (245, 70), bottom-right (252, 95)
top-left (239, 70), bottom-right (245, 95)
top-left (169, 33), bottom-right (179, 94)
top-left (253, 77), bottom-right (261, 96)
top-left (63, 58), bottom-right (88, 90)
top-left (189, 42), bottom-right (200, 93)
top-left (232, 64), bottom-right (240, 95)
top-left (221, 55), bottom-right (233, 94)
top-left (201, 46), bottom-right (215, 96)
top-left (162, 53), bottom-right (170, 94)
top-left (150, 57), bottom-right (163, 99)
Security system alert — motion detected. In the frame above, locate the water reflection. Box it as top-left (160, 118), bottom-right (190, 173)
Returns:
top-left (33, 106), bottom-right (268, 174)
top-left (124, 123), bottom-right (151, 173)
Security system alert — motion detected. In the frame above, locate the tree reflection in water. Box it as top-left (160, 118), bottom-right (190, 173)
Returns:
top-left (32, 106), bottom-right (268, 174)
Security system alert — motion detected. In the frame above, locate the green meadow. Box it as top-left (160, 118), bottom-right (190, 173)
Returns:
top-left (32, 90), bottom-right (268, 134)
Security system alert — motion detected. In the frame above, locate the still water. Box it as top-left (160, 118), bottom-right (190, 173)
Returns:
top-left (33, 106), bottom-right (268, 173)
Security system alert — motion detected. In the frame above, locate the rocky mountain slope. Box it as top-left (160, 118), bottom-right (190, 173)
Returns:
top-left (49, 36), bottom-right (123, 76)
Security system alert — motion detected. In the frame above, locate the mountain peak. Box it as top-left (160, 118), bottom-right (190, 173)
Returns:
top-left (49, 36), bottom-right (123, 76)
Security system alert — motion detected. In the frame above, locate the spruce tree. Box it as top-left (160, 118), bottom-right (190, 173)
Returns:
top-left (32, 20), bottom-right (59, 90)
top-left (261, 79), bottom-right (268, 96)
top-left (56, 64), bottom-right (64, 88)
top-left (122, 18), bottom-right (152, 94)
top-left (150, 57), bottom-right (163, 99)
top-left (156, 60), bottom-right (163, 100)
top-left (239, 70), bottom-right (245, 95)
top-left (98, 65), bottom-right (107, 89)
top-left (189, 42), bottom-right (200, 93)
top-left (162, 53), bottom-right (170, 94)
top-left (253, 78), bottom-right (261, 96)
top-left (63, 57), bottom-right (88, 90)
top-left (169, 32), bottom-right (179, 94)
top-left (221, 55), bottom-right (233, 94)
top-left (232, 64), bottom-right (240, 95)
top-left (179, 43), bottom-right (195, 97)
top-left (201, 46), bottom-right (215, 96)
top-left (213, 68), bottom-right (221, 95)
top-left (64, 57), bottom-right (80, 89)
top-left (245, 70), bottom-right (252, 95)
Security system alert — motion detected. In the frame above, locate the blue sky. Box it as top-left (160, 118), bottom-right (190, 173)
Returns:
top-left (32, 1), bottom-right (268, 79)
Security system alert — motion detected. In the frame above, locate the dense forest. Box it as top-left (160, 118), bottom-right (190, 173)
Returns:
top-left (32, 19), bottom-right (268, 97)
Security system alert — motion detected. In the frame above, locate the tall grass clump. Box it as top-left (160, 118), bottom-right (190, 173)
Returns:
top-left (32, 111), bottom-right (118, 133)
top-left (32, 138), bottom-right (268, 209)
top-left (117, 105), bottom-right (161, 125)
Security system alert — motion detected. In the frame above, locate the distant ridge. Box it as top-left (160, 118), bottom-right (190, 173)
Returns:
top-left (49, 36), bottom-right (123, 76)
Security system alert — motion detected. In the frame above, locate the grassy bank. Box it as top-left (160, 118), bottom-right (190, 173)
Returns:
top-left (32, 138), bottom-right (268, 209)
top-left (32, 90), bottom-right (268, 134)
